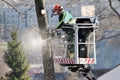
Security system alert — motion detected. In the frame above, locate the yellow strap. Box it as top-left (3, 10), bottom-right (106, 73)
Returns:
top-left (56, 12), bottom-right (66, 28)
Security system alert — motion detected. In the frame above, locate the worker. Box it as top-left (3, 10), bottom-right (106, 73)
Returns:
top-left (52, 4), bottom-right (75, 57)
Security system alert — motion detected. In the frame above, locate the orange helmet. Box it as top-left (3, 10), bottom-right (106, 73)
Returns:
top-left (53, 4), bottom-right (62, 12)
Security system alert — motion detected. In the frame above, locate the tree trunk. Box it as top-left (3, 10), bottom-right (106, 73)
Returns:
top-left (34, 0), bottom-right (55, 80)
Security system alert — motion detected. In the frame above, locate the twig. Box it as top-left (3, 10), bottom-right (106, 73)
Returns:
top-left (1, 0), bottom-right (24, 15)
top-left (1, 0), bottom-right (35, 15)
top-left (108, 0), bottom-right (120, 19)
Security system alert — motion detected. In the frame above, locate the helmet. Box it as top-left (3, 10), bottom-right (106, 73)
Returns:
top-left (53, 4), bottom-right (62, 12)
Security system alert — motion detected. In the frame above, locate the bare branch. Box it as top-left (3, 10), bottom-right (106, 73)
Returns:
top-left (98, 13), bottom-right (116, 20)
top-left (1, 0), bottom-right (24, 15)
top-left (97, 32), bottom-right (120, 42)
top-left (108, 0), bottom-right (120, 19)
top-left (26, 2), bottom-right (35, 11)
top-left (1, 0), bottom-right (35, 15)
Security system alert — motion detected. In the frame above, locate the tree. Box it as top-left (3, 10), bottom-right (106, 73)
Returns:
top-left (1, 0), bottom-right (55, 79)
top-left (108, 0), bottom-right (120, 19)
top-left (34, 0), bottom-right (55, 80)
top-left (4, 29), bottom-right (30, 80)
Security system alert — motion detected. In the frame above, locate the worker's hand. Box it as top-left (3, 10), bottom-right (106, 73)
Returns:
top-left (53, 27), bottom-right (58, 32)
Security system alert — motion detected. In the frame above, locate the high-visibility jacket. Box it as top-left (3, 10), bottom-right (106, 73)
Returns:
top-left (56, 10), bottom-right (75, 29)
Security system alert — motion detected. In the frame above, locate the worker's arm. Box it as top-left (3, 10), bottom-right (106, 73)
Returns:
top-left (56, 12), bottom-right (66, 29)
top-left (56, 21), bottom-right (64, 29)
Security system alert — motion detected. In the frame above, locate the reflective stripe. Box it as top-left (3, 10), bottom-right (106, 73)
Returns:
top-left (67, 19), bottom-right (76, 25)
top-left (56, 12), bottom-right (66, 28)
